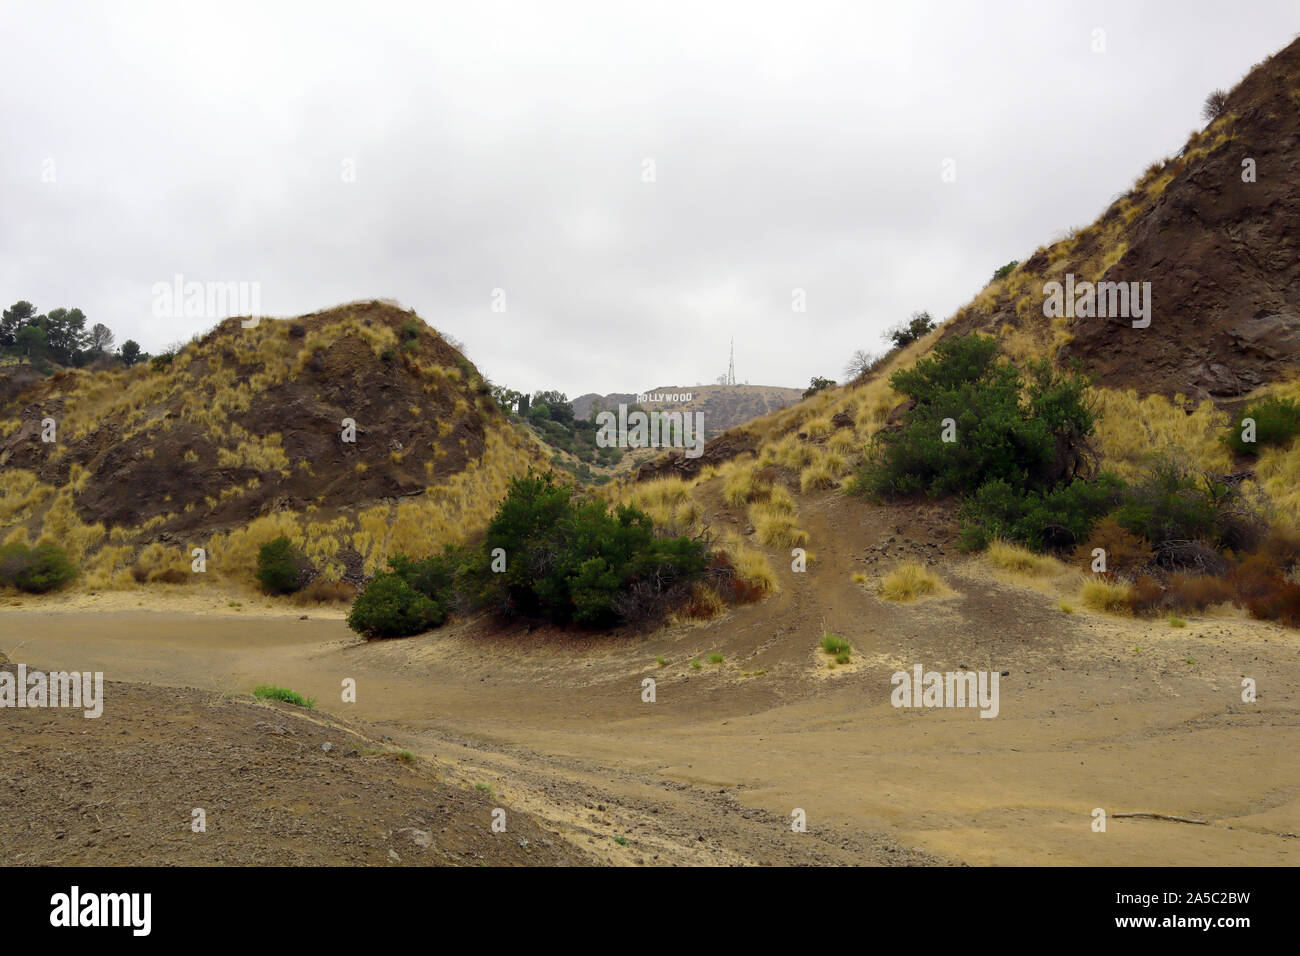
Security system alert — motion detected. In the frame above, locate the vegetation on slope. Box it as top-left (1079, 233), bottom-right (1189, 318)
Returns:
top-left (0, 301), bottom-right (545, 593)
top-left (347, 470), bottom-right (736, 637)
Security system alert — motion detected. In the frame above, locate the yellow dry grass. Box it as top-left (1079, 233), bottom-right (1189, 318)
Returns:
top-left (752, 513), bottom-right (808, 550)
top-left (37, 491), bottom-right (105, 565)
top-left (985, 539), bottom-right (1065, 578)
top-left (1079, 577), bottom-right (1133, 615)
top-left (722, 460), bottom-right (762, 507)
top-left (878, 562), bottom-right (945, 602)
top-left (720, 532), bottom-right (779, 594)
top-left (0, 469), bottom-right (54, 524)
top-left (798, 449), bottom-right (849, 492)
top-left (611, 476), bottom-right (704, 538)
top-left (82, 544), bottom-right (137, 590)
top-left (1250, 376), bottom-right (1300, 524)
top-left (1090, 389), bottom-right (1231, 480)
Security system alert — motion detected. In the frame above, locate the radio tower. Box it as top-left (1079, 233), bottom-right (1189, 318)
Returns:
top-left (727, 337), bottom-right (736, 386)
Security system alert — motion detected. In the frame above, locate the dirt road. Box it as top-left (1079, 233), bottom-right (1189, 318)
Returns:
top-left (4, 491), bottom-right (1299, 865)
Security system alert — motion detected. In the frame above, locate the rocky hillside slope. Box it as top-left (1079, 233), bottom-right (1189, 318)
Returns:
top-left (0, 301), bottom-right (542, 588)
top-left (628, 36), bottom-right (1300, 534)
top-left (943, 36), bottom-right (1300, 402)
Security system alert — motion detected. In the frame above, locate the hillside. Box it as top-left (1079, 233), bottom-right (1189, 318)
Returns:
top-left (0, 648), bottom-right (593, 866)
top-left (5, 31), bottom-right (1300, 875)
top-left (941, 36), bottom-right (1300, 402)
top-left (621, 35), bottom-right (1300, 579)
top-left (0, 301), bottom-right (543, 589)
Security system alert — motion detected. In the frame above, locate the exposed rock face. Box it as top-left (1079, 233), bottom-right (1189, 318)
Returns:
top-left (830, 411), bottom-right (855, 430)
top-left (944, 37), bottom-right (1300, 403)
top-left (634, 430), bottom-right (758, 482)
top-left (1064, 44), bottom-right (1300, 399)
top-left (0, 301), bottom-right (505, 537)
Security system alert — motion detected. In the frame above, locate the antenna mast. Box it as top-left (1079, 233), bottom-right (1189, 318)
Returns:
top-left (727, 337), bottom-right (736, 386)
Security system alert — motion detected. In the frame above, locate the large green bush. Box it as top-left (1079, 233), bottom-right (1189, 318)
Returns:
top-left (344, 471), bottom-right (709, 638)
top-left (0, 542), bottom-right (78, 593)
top-left (1113, 458), bottom-right (1262, 552)
top-left (851, 335), bottom-right (1095, 500)
top-left (481, 471), bottom-right (708, 626)
top-left (1224, 395), bottom-right (1300, 455)
top-left (959, 474), bottom-right (1124, 552)
top-left (346, 572), bottom-right (446, 638)
top-left (962, 456), bottom-right (1263, 557)
top-left (388, 547), bottom-right (465, 604)
top-left (255, 536), bottom-right (306, 594)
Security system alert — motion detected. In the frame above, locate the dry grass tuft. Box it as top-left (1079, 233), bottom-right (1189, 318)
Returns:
top-left (878, 562), bottom-right (944, 602)
top-left (1080, 578), bottom-right (1133, 614)
top-left (985, 539), bottom-right (1065, 577)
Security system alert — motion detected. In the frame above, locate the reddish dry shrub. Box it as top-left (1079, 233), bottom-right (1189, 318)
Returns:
top-left (676, 583), bottom-right (725, 620)
top-left (1229, 553), bottom-right (1283, 601)
top-left (1247, 582), bottom-right (1300, 627)
top-left (296, 577), bottom-right (358, 604)
top-left (1253, 526), bottom-right (1300, 569)
top-left (1126, 575), bottom-right (1165, 615)
top-left (1078, 517), bottom-right (1151, 574)
top-left (704, 551), bottom-right (764, 605)
top-left (1221, 551), bottom-right (1300, 625)
top-left (1164, 572), bottom-right (1235, 612)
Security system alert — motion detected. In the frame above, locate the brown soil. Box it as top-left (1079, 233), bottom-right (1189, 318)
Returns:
top-left (0, 656), bottom-right (591, 866)
top-left (4, 488), bottom-right (1297, 867)
top-left (0, 301), bottom-right (504, 539)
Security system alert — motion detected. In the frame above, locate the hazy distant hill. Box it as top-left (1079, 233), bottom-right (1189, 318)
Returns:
top-left (571, 384), bottom-right (804, 439)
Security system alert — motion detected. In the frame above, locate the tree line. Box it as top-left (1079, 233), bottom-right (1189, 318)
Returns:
top-left (1, 300), bottom-right (145, 371)
top-left (489, 385), bottom-right (628, 478)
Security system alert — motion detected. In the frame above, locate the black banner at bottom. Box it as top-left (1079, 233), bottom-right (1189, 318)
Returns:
top-left (1, 865), bottom-right (1284, 942)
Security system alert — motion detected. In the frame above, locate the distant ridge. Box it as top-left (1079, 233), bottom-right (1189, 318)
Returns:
top-left (571, 383), bottom-right (803, 439)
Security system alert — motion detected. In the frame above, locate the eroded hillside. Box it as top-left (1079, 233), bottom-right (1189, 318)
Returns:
top-left (945, 36), bottom-right (1300, 402)
top-left (0, 301), bottom-right (544, 588)
top-left (623, 36), bottom-right (1300, 570)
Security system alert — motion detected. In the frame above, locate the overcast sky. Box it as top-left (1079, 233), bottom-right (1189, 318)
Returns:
top-left (1, 1), bottom-right (1296, 399)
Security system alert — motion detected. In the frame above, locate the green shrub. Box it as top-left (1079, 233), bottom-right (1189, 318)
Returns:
top-left (346, 572), bottom-right (446, 638)
top-left (1224, 396), bottom-right (1300, 455)
top-left (255, 536), bottom-right (306, 594)
top-left (991, 260), bottom-right (1020, 282)
top-left (802, 376), bottom-right (836, 399)
top-left (886, 311), bottom-right (936, 350)
top-left (149, 340), bottom-right (183, 371)
top-left (960, 474), bottom-right (1124, 551)
top-left (253, 684), bottom-right (316, 708)
top-left (388, 547), bottom-right (465, 603)
top-left (346, 472), bottom-right (708, 635)
top-left (0, 542), bottom-right (78, 593)
top-left (820, 632), bottom-right (851, 655)
top-left (851, 335), bottom-right (1095, 500)
top-left (1113, 460), bottom-right (1221, 546)
top-left (480, 471), bottom-right (707, 626)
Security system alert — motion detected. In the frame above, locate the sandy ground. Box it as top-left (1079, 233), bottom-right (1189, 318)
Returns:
top-left (0, 669), bottom-right (593, 866)
top-left (3, 491), bottom-right (1299, 866)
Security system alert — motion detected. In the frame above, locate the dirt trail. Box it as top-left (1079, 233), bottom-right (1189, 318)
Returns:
top-left (4, 490), bottom-right (1299, 865)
